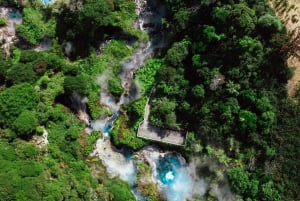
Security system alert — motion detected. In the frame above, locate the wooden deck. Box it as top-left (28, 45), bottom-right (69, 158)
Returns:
top-left (137, 121), bottom-right (186, 146)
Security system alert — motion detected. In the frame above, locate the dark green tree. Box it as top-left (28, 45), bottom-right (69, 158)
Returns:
top-left (82, 0), bottom-right (115, 27)
top-left (192, 84), bottom-right (205, 98)
top-left (166, 40), bottom-right (189, 66)
top-left (13, 110), bottom-right (38, 137)
top-left (239, 110), bottom-right (257, 132)
top-left (0, 83), bottom-right (37, 126)
top-left (16, 8), bottom-right (55, 45)
top-left (6, 63), bottom-right (37, 84)
top-left (258, 14), bottom-right (282, 33)
top-left (260, 181), bottom-right (282, 201)
top-left (227, 167), bottom-right (250, 195)
top-left (108, 76), bottom-right (123, 98)
top-left (230, 3), bottom-right (257, 34)
top-left (63, 75), bottom-right (89, 96)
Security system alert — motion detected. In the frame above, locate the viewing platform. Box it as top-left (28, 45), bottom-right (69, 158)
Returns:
top-left (137, 121), bottom-right (186, 146)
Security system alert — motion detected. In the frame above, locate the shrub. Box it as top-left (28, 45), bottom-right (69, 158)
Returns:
top-left (13, 110), bottom-right (38, 137)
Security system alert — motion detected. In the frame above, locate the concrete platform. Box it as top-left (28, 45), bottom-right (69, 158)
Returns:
top-left (137, 121), bottom-right (186, 146)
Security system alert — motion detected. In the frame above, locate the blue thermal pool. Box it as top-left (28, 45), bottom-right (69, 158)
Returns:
top-left (9, 9), bottom-right (22, 20)
top-left (157, 153), bottom-right (182, 185)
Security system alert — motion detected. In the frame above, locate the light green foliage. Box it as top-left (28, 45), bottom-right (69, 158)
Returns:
top-left (94, 40), bottom-right (133, 79)
top-left (239, 110), bottom-right (257, 132)
top-left (17, 8), bottom-right (56, 45)
top-left (13, 110), bottom-right (38, 137)
top-left (0, 1), bottom-right (147, 200)
top-left (184, 132), bottom-right (203, 153)
top-left (0, 83), bottom-right (37, 126)
top-left (150, 98), bottom-right (178, 129)
top-left (0, 17), bottom-right (6, 26)
top-left (19, 161), bottom-right (43, 177)
top-left (108, 76), bottom-right (123, 98)
top-left (206, 146), bottom-right (231, 166)
top-left (227, 167), bottom-right (250, 194)
top-left (239, 36), bottom-right (263, 57)
top-left (78, 54), bottom-right (106, 75)
top-left (226, 80), bottom-right (241, 96)
top-left (135, 59), bottom-right (162, 94)
top-left (256, 97), bottom-right (273, 112)
top-left (192, 84), bottom-right (205, 98)
top-left (0, 0), bottom-right (296, 200)
top-left (106, 180), bottom-right (136, 201)
top-left (258, 13), bottom-right (282, 33)
top-left (36, 73), bottom-right (64, 119)
top-left (212, 6), bottom-right (230, 23)
top-left (111, 113), bottom-right (146, 150)
top-left (88, 91), bottom-right (111, 119)
top-left (192, 54), bottom-right (202, 68)
top-left (203, 25), bottom-right (226, 42)
top-left (259, 111), bottom-right (276, 134)
top-left (260, 181), bottom-right (281, 201)
top-left (17, 143), bottom-right (41, 160)
top-left (124, 97), bottom-right (147, 128)
top-left (84, 131), bottom-right (100, 156)
top-left (111, 0), bottom-right (145, 40)
top-left (12, 48), bottom-right (21, 64)
top-left (0, 139), bottom-right (44, 201)
top-left (103, 40), bottom-right (133, 64)
top-left (240, 89), bottom-right (257, 104)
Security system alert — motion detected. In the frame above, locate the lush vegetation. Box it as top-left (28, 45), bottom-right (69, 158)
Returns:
top-left (16, 7), bottom-right (56, 45)
top-left (0, 0), bottom-right (299, 200)
top-left (0, 0), bottom-right (139, 200)
top-left (145, 0), bottom-right (299, 200)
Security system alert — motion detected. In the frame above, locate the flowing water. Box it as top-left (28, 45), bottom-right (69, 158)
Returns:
top-left (89, 0), bottom-right (234, 200)
top-left (90, 0), bottom-right (165, 134)
top-left (41, 0), bottom-right (56, 5)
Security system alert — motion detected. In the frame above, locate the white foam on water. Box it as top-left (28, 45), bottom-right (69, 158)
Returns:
top-left (165, 171), bottom-right (175, 181)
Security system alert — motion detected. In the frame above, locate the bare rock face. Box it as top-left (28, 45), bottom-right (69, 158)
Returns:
top-left (0, 7), bottom-right (22, 56)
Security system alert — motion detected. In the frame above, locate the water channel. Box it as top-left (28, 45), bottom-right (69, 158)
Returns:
top-left (89, 0), bottom-right (233, 200)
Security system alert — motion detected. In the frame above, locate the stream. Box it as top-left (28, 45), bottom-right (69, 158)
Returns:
top-left (89, 0), bottom-right (234, 200)
top-left (0, 1), bottom-right (234, 200)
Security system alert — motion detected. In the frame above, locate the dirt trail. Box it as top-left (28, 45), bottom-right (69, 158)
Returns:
top-left (269, 0), bottom-right (300, 96)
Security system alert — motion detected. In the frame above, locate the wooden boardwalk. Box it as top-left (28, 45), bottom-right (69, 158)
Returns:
top-left (137, 121), bottom-right (186, 146)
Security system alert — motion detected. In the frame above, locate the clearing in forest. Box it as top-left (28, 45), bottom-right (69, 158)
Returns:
top-left (269, 0), bottom-right (300, 96)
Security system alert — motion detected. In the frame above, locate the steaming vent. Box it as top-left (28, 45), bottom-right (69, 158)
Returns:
top-left (157, 153), bottom-right (182, 185)
top-left (164, 171), bottom-right (175, 184)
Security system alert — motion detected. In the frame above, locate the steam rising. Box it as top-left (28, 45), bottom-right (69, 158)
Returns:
top-left (155, 153), bottom-right (208, 201)
top-left (92, 138), bottom-right (136, 184)
top-left (89, 0), bottom-right (235, 200)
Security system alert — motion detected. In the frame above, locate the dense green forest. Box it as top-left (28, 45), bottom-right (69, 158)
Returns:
top-left (145, 0), bottom-right (300, 200)
top-left (0, 0), bottom-right (299, 200)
